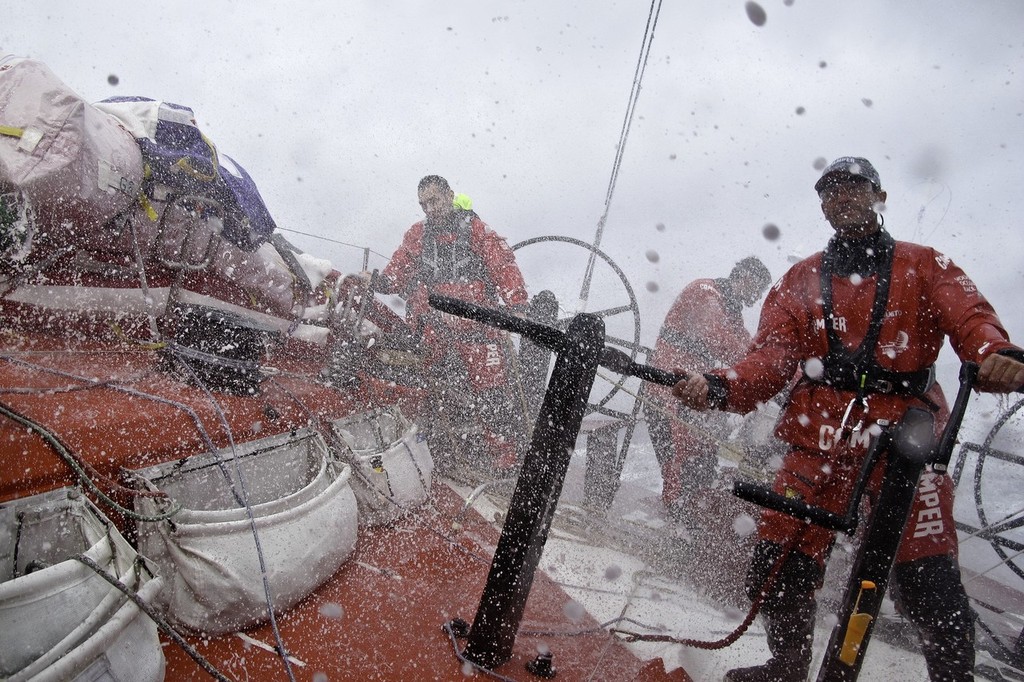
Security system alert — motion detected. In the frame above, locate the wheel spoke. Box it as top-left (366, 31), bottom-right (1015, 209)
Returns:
top-left (590, 304), bottom-right (632, 318)
top-left (990, 534), bottom-right (1024, 554)
top-left (970, 396), bottom-right (1024, 584)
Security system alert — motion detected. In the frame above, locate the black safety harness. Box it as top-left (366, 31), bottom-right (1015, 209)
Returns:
top-left (414, 211), bottom-right (494, 297)
top-left (806, 231), bottom-right (935, 399)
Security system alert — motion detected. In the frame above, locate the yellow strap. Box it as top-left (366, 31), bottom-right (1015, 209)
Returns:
top-left (0, 125), bottom-right (24, 138)
top-left (174, 132), bottom-right (220, 182)
top-left (138, 194), bottom-right (159, 221)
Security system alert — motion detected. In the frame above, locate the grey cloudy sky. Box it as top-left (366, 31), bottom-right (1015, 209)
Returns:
top-left (4, 0), bottom-right (1023, 395)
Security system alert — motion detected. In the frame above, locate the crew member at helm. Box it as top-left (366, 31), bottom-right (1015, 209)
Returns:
top-left (673, 156), bottom-right (1024, 682)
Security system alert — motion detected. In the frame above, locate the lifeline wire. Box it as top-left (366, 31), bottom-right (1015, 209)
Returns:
top-left (277, 226), bottom-right (390, 261)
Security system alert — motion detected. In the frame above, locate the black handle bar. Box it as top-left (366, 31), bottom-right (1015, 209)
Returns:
top-left (428, 294), bottom-right (688, 385)
top-left (428, 294), bottom-right (566, 351)
top-left (734, 480), bottom-right (858, 533)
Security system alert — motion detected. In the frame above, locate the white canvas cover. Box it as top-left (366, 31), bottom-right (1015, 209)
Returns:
top-left (210, 239), bottom-right (304, 318)
top-left (0, 57), bottom-right (143, 240)
top-left (132, 428), bottom-right (358, 634)
top-left (0, 487), bottom-right (164, 682)
top-left (331, 407), bottom-right (433, 526)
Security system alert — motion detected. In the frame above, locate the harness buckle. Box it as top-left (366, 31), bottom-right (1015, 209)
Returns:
top-left (872, 378), bottom-right (893, 394)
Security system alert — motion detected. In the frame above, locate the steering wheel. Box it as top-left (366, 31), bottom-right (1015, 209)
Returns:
top-left (961, 396), bottom-right (1024, 583)
top-left (511, 235), bottom-right (643, 410)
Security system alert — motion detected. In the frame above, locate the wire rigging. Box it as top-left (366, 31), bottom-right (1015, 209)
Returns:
top-left (277, 226), bottom-right (391, 261)
top-left (579, 0), bottom-right (664, 310)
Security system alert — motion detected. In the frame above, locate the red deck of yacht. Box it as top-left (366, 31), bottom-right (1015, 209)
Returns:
top-left (0, 335), bottom-right (688, 681)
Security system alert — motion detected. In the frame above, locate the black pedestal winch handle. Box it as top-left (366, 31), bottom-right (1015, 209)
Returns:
top-left (597, 345), bottom-right (688, 386)
top-left (428, 293), bottom-right (687, 672)
top-left (733, 480), bottom-right (865, 535)
top-left (429, 294), bottom-right (688, 386)
top-left (935, 361), bottom-right (981, 471)
top-left (428, 294), bottom-right (565, 352)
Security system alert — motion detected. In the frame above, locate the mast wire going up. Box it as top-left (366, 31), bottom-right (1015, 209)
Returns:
top-left (579, 0), bottom-right (664, 310)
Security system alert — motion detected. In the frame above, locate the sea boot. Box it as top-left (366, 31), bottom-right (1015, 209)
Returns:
top-left (892, 555), bottom-right (976, 682)
top-left (724, 597), bottom-right (816, 682)
top-left (725, 542), bottom-right (822, 682)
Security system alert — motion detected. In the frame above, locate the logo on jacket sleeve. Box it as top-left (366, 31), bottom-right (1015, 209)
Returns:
top-left (954, 274), bottom-right (977, 294)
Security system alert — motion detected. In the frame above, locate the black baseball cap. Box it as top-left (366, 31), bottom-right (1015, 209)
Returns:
top-left (814, 156), bottom-right (882, 192)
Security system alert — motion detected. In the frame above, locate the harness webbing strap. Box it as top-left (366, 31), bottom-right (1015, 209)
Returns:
top-left (820, 235), bottom-right (895, 378)
top-left (416, 213), bottom-right (495, 300)
top-left (813, 233), bottom-right (935, 397)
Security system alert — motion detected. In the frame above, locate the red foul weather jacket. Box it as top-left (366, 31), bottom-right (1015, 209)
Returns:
top-left (711, 238), bottom-right (1019, 563)
top-left (381, 211), bottom-right (527, 326)
top-left (380, 211), bottom-right (528, 389)
top-left (647, 278), bottom-right (752, 506)
top-left (650, 278), bottom-right (751, 375)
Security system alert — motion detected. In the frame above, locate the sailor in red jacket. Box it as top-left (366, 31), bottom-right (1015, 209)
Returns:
top-left (673, 157), bottom-right (1024, 682)
top-left (381, 176), bottom-right (528, 334)
top-left (379, 175), bottom-right (529, 474)
top-left (645, 257), bottom-right (771, 522)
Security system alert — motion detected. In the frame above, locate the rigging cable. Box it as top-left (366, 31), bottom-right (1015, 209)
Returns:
top-left (579, 0), bottom-right (664, 311)
top-left (0, 401), bottom-right (182, 522)
top-left (0, 353), bottom-right (245, 506)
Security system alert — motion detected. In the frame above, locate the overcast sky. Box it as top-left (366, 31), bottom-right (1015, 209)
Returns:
top-left (4, 0), bottom-right (1023, 401)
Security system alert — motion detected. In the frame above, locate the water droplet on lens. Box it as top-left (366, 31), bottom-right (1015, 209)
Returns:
top-left (745, 1), bottom-right (767, 26)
